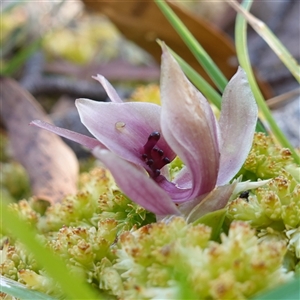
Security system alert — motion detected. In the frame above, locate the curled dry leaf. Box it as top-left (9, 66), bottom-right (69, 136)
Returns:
top-left (0, 77), bottom-right (78, 204)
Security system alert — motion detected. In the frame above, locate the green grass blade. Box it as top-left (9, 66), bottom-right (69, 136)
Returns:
top-left (0, 276), bottom-right (55, 300)
top-left (1, 38), bottom-right (42, 76)
top-left (255, 119), bottom-right (267, 134)
top-left (251, 277), bottom-right (300, 300)
top-left (175, 53), bottom-right (222, 108)
top-left (1, 200), bottom-right (101, 300)
top-left (228, 0), bottom-right (300, 82)
top-left (155, 0), bottom-right (228, 92)
top-left (234, 0), bottom-right (300, 163)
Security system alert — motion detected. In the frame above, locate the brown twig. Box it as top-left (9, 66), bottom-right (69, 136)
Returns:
top-left (266, 88), bottom-right (300, 109)
top-left (20, 52), bottom-right (107, 101)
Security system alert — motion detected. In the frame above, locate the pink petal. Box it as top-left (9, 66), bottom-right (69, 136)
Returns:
top-left (76, 98), bottom-right (175, 167)
top-left (217, 67), bottom-right (258, 186)
top-left (30, 120), bottom-right (103, 149)
top-left (172, 167), bottom-right (192, 189)
top-left (184, 183), bottom-right (237, 223)
top-left (93, 148), bottom-right (180, 216)
top-left (155, 175), bottom-right (192, 203)
top-left (92, 74), bottom-right (123, 103)
top-left (160, 44), bottom-right (220, 200)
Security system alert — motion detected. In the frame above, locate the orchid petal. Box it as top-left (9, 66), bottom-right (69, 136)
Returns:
top-left (172, 166), bottom-right (192, 188)
top-left (217, 67), bottom-right (258, 186)
top-left (160, 44), bottom-right (220, 199)
top-left (76, 99), bottom-right (175, 167)
top-left (93, 148), bottom-right (180, 216)
top-left (92, 74), bottom-right (123, 103)
top-left (185, 182), bottom-right (237, 223)
top-left (155, 175), bottom-right (192, 202)
top-left (30, 120), bottom-right (103, 149)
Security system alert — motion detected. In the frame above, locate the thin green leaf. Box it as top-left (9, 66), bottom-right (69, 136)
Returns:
top-left (234, 0), bottom-right (300, 164)
top-left (0, 276), bottom-right (55, 300)
top-left (1, 38), bottom-right (42, 76)
top-left (155, 0), bottom-right (228, 92)
top-left (1, 200), bottom-right (101, 300)
top-left (228, 0), bottom-right (300, 82)
top-left (251, 277), bottom-right (300, 300)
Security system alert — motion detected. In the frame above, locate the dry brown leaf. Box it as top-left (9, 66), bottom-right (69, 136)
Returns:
top-left (82, 0), bottom-right (272, 98)
top-left (83, 0), bottom-right (236, 81)
top-left (0, 77), bottom-right (78, 204)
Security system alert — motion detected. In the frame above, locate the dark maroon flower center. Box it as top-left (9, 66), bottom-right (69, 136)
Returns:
top-left (142, 131), bottom-right (171, 178)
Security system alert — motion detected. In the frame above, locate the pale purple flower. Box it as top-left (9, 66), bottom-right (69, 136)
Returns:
top-left (31, 45), bottom-right (260, 219)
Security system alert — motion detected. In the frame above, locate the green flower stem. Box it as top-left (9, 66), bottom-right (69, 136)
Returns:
top-left (234, 0), bottom-right (300, 164)
top-left (155, 0), bottom-right (228, 92)
top-left (1, 38), bottom-right (42, 76)
top-left (228, 0), bottom-right (300, 82)
top-left (1, 200), bottom-right (100, 300)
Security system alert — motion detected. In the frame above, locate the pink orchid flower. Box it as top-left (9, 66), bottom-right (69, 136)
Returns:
top-left (31, 45), bottom-right (261, 219)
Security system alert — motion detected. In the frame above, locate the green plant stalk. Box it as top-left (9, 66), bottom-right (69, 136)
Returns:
top-left (235, 0), bottom-right (300, 164)
top-left (0, 276), bottom-right (55, 300)
top-left (155, 0), bottom-right (228, 92)
top-left (0, 200), bottom-right (100, 300)
top-left (1, 38), bottom-right (42, 76)
top-left (228, 0), bottom-right (300, 82)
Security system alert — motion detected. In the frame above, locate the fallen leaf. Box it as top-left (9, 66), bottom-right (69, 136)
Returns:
top-left (82, 0), bottom-right (273, 98)
top-left (82, 0), bottom-right (236, 81)
top-left (0, 77), bottom-right (78, 204)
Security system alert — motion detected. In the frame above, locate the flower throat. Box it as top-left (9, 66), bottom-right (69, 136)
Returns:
top-left (142, 131), bottom-right (171, 178)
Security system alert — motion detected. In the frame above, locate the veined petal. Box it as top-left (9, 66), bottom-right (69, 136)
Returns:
top-left (184, 182), bottom-right (237, 223)
top-left (172, 166), bottom-right (192, 189)
top-left (93, 148), bottom-right (180, 216)
top-left (76, 99), bottom-right (175, 166)
top-left (217, 67), bottom-right (258, 186)
top-left (92, 74), bottom-right (123, 103)
top-left (30, 120), bottom-right (103, 149)
top-left (155, 175), bottom-right (192, 203)
top-left (160, 44), bottom-right (219, 199)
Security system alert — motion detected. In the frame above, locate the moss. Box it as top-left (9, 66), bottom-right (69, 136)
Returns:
top-left (237, 133), bottom-right (299, 181)
top-left (107, 219), bottom-right (291, 299)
